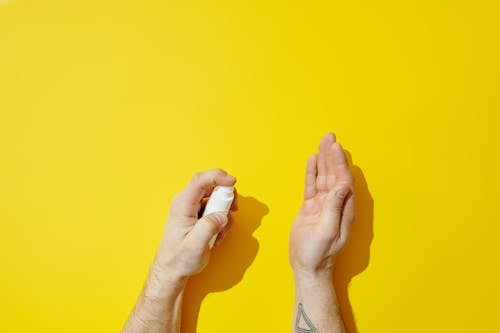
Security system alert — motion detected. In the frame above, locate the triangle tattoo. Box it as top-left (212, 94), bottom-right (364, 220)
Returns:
top-left (295, 303), bottom-right (318, 333)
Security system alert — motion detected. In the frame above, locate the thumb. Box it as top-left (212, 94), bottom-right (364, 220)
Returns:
top-left (321, 185), bottom-right (350, 234)
top-left (186, 212), bottom-right (228, 250)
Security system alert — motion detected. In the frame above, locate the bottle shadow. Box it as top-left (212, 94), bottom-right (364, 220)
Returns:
top-left (181, 195), bottom-right (269, 333)
top-left (333, 151), bottom-right (374, 333)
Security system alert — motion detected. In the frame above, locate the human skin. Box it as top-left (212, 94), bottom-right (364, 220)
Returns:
top-left (123, 133), bottom-right (355, 333)
top-left (290, 133), bottom-right (355, 333)
top-left (122, 169), bottom-right (238, 333)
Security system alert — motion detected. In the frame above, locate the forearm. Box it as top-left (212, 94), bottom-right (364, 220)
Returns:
top-left (123, 262), bottom-right (187, 333)
top-left (293, 271), bottom-right (346, 333)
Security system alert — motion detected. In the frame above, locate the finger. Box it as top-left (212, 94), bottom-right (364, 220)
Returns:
top-left (332, 143), bottom-right (354, 187)
top-left (214, 213), bottom-right (234, 247)
top-left (317, 133), bottom-right (335, 192)
top-left (325, 137), bottom-right (337, 189)
top-left (184, 212), bottom-right (228, 252)
top-left (198, 198), bottom-right (208, 218)
top-left (304, 154), bottom-right (318, 200)
top-left (320, 185), bottom-right (351, 235)
top-left (340, 191), bottom-right (355, 244)
top-left (201, 188), bottom-right (216, 200)
top-left (175, 169), bottom-right (236, 216)
top-left (230, 187), bottom-right (239, 211)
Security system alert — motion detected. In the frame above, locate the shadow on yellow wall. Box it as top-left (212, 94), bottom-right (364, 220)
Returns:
top-left (181, 195), bottom-right (269, 333)
top-left (181, 156), bottom-right (372, 332)
top-left (334, 154), bottom-right (374, 333)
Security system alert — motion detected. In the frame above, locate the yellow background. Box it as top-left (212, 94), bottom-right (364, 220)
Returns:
top-left (1, 0), bottom-right (499, 332)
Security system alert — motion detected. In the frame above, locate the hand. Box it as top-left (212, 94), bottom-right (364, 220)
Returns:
top-left (290, 133), bottom-right (355, 279)
top-left (154, 169), bottom-right (238, 281)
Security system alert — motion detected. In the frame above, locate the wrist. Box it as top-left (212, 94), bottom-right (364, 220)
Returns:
top-left (293, 268), bottom-right (334, 288)
top-left (293, 269), bottom-right (338, 312)
top-left (125, 262), bottom-right (187, 332)
top-left (145, 261), bottom-right (188, 300)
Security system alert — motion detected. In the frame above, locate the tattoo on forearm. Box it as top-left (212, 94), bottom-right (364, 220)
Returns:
top-left (295, 303), bottom-right (318, 333)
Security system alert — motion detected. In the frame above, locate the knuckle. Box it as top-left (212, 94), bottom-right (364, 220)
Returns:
top-left (204, 216), bottom-right (220, 230)
top-left (345, 173), bottom-right (354, 184)
top-left (209, 168), bottom-right (227, 180)
top-left (209, 168), bottom-right (228, 186)
top-left (212, 168), bottom-right (227, 175)
top-left (192, 171), bottom-right (203, 182)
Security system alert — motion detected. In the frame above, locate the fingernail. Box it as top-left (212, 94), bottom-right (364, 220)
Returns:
top-left (228, 175), bottom-right (236, 184)
top-left (213, 213), bottom-right (228, 226)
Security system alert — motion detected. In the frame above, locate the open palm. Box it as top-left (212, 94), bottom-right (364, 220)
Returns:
top-left (290, 133), bottom-right (355, 275)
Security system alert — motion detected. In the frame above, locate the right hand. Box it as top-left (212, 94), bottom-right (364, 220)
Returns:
top-left (154, 169), bottom-right (238, 281)
top-left (290, 133), bottom-right (355, 279)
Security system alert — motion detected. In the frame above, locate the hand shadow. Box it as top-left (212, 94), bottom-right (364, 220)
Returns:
top-left (333, 151), bottom-right (374, 333)
top-left (181, 195), bottom-right (269, 333)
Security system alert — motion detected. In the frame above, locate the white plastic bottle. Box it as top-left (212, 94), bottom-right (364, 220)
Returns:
top-left (202, 186), bottom-right (235, 248)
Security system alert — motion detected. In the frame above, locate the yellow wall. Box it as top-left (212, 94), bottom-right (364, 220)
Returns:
top-left (1, 1), bottom-right (499, 332)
